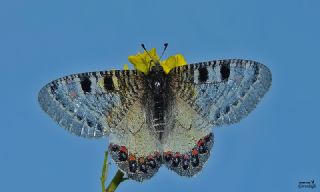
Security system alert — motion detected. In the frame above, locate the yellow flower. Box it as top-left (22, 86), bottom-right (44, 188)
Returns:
top-left (128, 48), bottom-right (187, 74)
top-left (160, 54), bottom-right (187, 74)
top-left (123, 64), bottom-right (129, 70)
top-left (128, 48), bottom-right (159, 74)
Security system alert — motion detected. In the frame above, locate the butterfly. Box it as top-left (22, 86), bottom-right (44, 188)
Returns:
top-left (38, 45), bottom-right (272, 182)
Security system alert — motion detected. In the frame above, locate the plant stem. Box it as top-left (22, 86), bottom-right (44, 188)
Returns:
top-left (105, 170), bottom-right (128, 192)
top-left (101, 150), bottom-right (128, 192)
top-left (100, 151), bottom-right (109, 192)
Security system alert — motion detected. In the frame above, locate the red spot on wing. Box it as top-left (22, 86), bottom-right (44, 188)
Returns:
top-left (174, 152), bottom-right (181, 157)
top-left (197, 139), bottom-right (205, 147)
top-left (129, 154), bottom-right (136, 161)
top-left (70, 91), bottom-right (77, 98)
top-left (192, 148), bottom-right (199, 156)
top-left (120, 146), bottom-right (128, 153)
top-left (138, 157), bottom-right (145, 163)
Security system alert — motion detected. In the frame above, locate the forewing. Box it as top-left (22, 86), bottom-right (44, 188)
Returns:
top-left (38, 70), bottom-right (145, 138)
top-left (169, 59), bottom-right (272, 129)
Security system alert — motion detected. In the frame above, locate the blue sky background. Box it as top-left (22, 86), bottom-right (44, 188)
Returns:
top-left (1, 0), bottom-right (319, 191)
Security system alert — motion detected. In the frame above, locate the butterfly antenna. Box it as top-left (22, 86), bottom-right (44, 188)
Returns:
top-left (141, 44), bottom-right (154, 59)
top-left (159, 43), bottom-right (168, 60)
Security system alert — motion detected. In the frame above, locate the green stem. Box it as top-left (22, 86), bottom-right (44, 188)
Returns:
top-left (100, 150), bottom-right (128, 192)
top-left (105, 170), bottom-right (128, 192)
top-left (100, 151), bottom-right (109, 192)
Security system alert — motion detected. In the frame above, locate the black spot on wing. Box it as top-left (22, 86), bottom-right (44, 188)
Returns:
top-left (198, 67), bottom-right (208, 82)
top-left (50, 82), bottom-right (58, 94)
top-left (129, 160), bottom-right (138, 173)
top-left (87, 119), bottom-right (93, 127)
top-left (252, 64), bottom-right (259, 83)
top-left (80, 77), bottom-right (92, 93)
top-left (220, 63), bottom-right (230, 81)
top-left (104, 76), bottom-right (114, 91)
top-left (224, 106), bottom-right (230, 114)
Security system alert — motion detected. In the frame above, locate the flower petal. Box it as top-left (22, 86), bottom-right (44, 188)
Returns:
top-left (161, 54), bottom-right (187, 74)
top-left (128, 48), bottom-right (160, 74)
top-left (149, 48), bottom-right (160, 61)
top-left (128, 55), bottom-right (149, 74)
top-left (123, 64), bottom-right (129, 70)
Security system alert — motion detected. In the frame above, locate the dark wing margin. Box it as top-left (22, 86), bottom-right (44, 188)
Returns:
top-left (169, 59), bottom-right (272, 128)
top-left (38, 70), bottom-right (145, 138)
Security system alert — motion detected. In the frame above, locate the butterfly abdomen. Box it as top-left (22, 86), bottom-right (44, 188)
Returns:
top-left (153, 93), bottom-right (165, 130)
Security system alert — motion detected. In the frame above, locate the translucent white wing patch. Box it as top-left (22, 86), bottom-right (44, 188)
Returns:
top-left (108, 100), bottom-right (162, 181)
top-left (163, 97), bottom-right (213, 176)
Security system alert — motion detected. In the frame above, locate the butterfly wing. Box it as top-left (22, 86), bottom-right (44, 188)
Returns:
top-left (38, 70), bottom-right (145, 138)
top-left (170, 59), bottom-right (272, 128)
top-left (38, 69), bottom-right (162, 181)
top-left (162, 95), bottom-right (214, 177)
top-left (108, 98), bottom-right (163, 182)
top-left (163, 59), bottom-right (272, 176)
